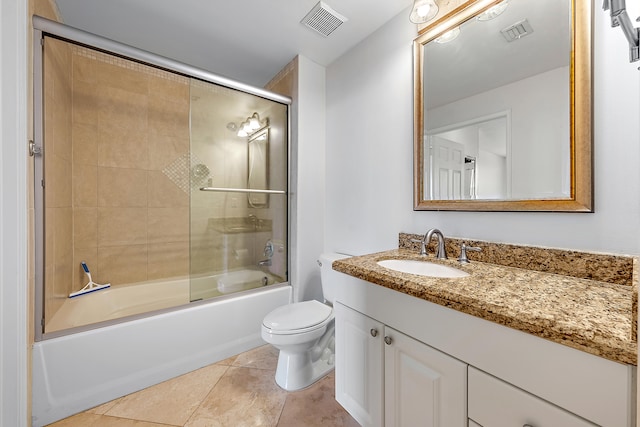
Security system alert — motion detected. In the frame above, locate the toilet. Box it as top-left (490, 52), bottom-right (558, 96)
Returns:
top-left (261, 252), bottom-right (350, 391)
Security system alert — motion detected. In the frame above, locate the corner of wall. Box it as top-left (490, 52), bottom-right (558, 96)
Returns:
top-left (33, 0), bottom-right (63, 22)
top-left (292, 55), bottom-right (327, 303)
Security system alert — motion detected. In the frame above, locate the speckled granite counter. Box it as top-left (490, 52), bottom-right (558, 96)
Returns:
top-left (333, 248), bottom-right (637, 365)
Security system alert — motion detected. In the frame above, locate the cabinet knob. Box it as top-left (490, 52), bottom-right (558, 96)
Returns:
top-left (370, 328), bottom-right (378, 337)
top-left (384, 336), bottom-right (393, 345)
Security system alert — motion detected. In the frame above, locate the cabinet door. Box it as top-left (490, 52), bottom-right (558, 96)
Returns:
top-left (384, 327), bottom-right (467, 427)
top-left (335, 302), bottom-right (384, 427)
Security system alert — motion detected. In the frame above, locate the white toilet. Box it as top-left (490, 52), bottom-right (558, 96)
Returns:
top-left (261, 252), bottom-right (350, 391)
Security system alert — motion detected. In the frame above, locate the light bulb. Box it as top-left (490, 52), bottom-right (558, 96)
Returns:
top-left (417, 4), bottom-right (431, 18)
top-left (410, 0), bottom-right (438, 24)
top-left (249, 113), bottom-right (261, 130)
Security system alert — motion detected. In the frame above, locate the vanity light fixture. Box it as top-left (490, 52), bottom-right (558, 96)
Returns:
top-left (435, 26), bottom-right (460, 43)
top-left (248, 112), bottom-right (262, 131)
top-left (410, 0), bottom-right (439, 24)
top-left (237, 125), bottom-right (249, 138)
top-left (476, 0), bottom-right (509, 21)
top-left (236, 112), bottom-right (268, 138)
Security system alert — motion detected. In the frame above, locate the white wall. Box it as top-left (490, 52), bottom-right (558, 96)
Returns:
top-left (326, 7), bottom-right (640, 256)
top-left (292, 56), bottom-right (326, 302)
top-left (0, 0), bottom-right (29, 425)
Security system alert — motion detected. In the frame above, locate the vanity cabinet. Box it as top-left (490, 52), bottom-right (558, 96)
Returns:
top-left (335, 302), bottom-right (467, 427)
top-left (334, 274), bottom-right (636, 427)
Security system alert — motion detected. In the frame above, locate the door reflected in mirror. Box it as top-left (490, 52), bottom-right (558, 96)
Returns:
top-left (427, 113), bottom-right (512, 200)
top-left (413, 0), bottom-right (592, 212)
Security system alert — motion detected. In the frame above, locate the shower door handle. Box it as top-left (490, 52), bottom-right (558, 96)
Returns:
top-left (199, 187), bottom-right (286, 194)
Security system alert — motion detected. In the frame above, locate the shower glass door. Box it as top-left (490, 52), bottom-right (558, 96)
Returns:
top-left (188, 79), bottom-right (289, 301)
top-left (36, 30), bottom-right (289, 337)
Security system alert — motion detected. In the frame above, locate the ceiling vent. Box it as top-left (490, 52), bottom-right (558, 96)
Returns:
top-left (500, 19), bottom-right (534, 42)
top-left (301, 1), bottom-right (348, 38)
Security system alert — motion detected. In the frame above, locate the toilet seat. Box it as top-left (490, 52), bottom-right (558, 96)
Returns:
top-left (262, 300), bottom-right (333, 335)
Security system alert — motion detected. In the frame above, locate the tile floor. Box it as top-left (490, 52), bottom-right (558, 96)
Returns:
top-left (47, 345), bottom-right (359, 427)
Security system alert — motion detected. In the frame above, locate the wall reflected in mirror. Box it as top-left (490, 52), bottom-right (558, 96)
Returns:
top-left (414, 0), bottom-right (592, 212)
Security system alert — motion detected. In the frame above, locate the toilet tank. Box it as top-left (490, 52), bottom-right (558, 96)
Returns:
top-left (319, 253), bottom-right (351, 305)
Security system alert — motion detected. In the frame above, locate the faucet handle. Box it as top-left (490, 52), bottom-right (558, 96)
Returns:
top-left (410, 238), bottom-right (427, 256)
top-left (458, 243), bottom-right (482, 264)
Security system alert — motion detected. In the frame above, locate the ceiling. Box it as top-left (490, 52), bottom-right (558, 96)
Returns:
top-left (54, 0), bottom-right (413, 88)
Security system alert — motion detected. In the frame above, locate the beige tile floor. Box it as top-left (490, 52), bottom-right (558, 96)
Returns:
top-left (47, 345), bottom-right (359, 427)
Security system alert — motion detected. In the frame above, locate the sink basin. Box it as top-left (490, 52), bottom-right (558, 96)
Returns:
top-left (377, 259), bottom-right (469, 278)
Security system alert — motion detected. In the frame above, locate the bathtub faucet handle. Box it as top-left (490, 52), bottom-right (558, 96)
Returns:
top-left (258, 240), bottom-right (274, 268)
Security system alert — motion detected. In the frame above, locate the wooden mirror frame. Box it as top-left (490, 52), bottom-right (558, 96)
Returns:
top-left (413, 0), bottom-right (592, 212)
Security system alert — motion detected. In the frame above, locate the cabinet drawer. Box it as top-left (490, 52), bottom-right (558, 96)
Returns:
top-left (468, 367), bottom-right (596, 427)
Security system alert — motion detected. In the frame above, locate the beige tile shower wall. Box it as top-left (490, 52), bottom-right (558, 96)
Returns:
top-left (70, 47), bottom-right (190, 290)
top-left (43, 37), bottom-right (73, 321)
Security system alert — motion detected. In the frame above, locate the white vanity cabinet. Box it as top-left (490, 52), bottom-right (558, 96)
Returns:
top-left (334, 274), bottom-right (636, 427)
top-left (335, 302), bottom-right (467, 427)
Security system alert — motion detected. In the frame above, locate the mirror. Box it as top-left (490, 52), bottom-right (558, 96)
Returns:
top-left (413, 0), bottom-right (592, 211)
top-left (248, 127), bottom-right (269, 207)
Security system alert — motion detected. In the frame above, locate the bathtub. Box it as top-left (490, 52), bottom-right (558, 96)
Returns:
top-left (45, 269), bottom-right (281, 333)
top-left (32, 270), bottom-right (290, 426)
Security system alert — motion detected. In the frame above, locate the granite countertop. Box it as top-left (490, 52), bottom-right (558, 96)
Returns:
top-left (333, 249), bottom-right (637, 365)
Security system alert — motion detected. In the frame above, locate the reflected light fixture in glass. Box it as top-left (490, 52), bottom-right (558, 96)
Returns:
top-left (248, 113), bottom-right (262, 130)
top-left (435, 26), bottom-right (460, 43)
top-left (236, 112), bottom-right (268, 138)
top-left (477, 0), bottom-right (509, 21)
top-left (410, 0), bottom-right (439, 24)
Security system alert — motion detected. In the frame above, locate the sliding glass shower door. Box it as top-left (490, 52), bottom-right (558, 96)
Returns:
top-left (188, 80), bottom-right (289, 301)
top-left (35, 24), bottom-right (289, 337)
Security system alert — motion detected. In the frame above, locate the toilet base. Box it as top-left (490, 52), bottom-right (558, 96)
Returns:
top-left (274, 349), bottom-right (335, 391)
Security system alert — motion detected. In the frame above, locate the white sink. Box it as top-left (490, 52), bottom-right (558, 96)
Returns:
top-left (377, 259), bottom-right (469, 278)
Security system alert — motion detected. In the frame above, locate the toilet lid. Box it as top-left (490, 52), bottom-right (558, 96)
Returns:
top-left (263, 300), bottom-right (332, 332)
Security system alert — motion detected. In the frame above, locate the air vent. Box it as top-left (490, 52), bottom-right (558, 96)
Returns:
top-left (301, 1), bottom-right (348, 38)
top-left (500, 19), bottom-right (534, 42)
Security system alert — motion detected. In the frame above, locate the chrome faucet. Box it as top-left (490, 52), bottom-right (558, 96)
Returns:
top-left (415, 228), bottom-right (448, 259)
top-left (258, 258), bottom-right (272, 267)
top-left (258, 240), bottom-right (274, 267)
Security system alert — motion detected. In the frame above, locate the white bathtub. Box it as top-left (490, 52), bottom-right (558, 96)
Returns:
top-left (32, 271), bottom-right (290, 426)
top-left (45, 269), bottom-right (281, 333)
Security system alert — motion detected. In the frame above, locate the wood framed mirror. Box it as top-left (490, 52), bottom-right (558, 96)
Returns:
top-left (413, 0), bottom-right (592, 211)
